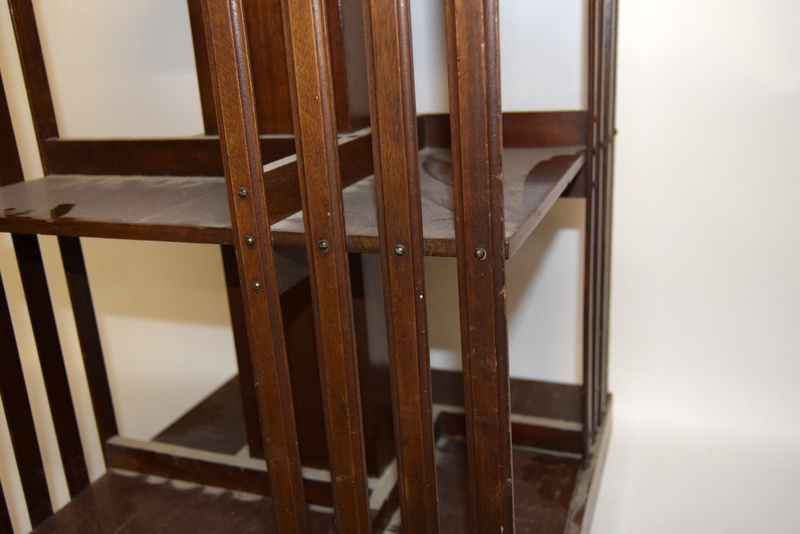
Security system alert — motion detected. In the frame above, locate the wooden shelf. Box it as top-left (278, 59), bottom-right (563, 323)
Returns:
top-left (0, 126), bottom-right (583, 260)
top-left (271, 145), bottom-right (585, 259)
top-left (0, 174), bottom-right (232, 244)
top-left (45, 370), bottom-right (606, 534)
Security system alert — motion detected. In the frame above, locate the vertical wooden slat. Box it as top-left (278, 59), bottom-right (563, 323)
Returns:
top-left (58, 236), bottom-right (118, 451)
top-left (11, 233), bottom-right (90, 498)
top-left (279, 0), bottom-right (371, 531)
top-left (444, 1), bottom-right (514, 532)
top-left (187, 0), bottom-right (220, 135)
top-left (362, 0), bottom-right (439, 531)
top-left (203, 0), bottom-right (309, 531)
top-left (221, 245), bottom-right (266, 459)
top-left (7, 0), bottom-right (57, 172)
top-left (583, 0), bottom-right (600, 459)
top-left (599, 0), bottom-right (619, 420)
top-left (0, 272), bottom-right (54, 528)
top-left (189, 0), bottom-right (266, 459)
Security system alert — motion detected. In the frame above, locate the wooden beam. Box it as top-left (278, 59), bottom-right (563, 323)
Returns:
top-left (443, 0), bottom-right (514, 531)
top-left (362, 0), bottom-right (440, 530)
top-left (204, 0), bottom-right (309, 531)
top-left (280, 0), bottom-right (372, 530)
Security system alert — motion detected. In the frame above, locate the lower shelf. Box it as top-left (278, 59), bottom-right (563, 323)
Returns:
top-left (30, 371), bottom-right (609, 533)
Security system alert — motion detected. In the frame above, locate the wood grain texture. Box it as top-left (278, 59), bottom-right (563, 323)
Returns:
top-left (420, 111), bottom-right (588, 149)
top-left (280, 0), bottom-right (372, 530)
top-left (44, 137), bottom-right (296, 177)
top-left (444, 0), bottom-right (514, 531)
top-left (0, 272), bottom-right (54, 528)
top-left (7, 0), bottom-right (57, 172)
top-left (0, 174), bottom-right (233, 243)
top-left (11, 233), bottom-right (90, 498)
top-left (204, 0), bottom-right (310, 530)
top-left (0, 71), bottom-right (24, 186)
top-left (362, 0), bottom-right (440, 530)
top-left (271, 146), bottom-right (584, 257)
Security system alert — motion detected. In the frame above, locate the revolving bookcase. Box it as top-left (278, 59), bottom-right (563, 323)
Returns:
top-left (0, 0), bottom-right (617, 532)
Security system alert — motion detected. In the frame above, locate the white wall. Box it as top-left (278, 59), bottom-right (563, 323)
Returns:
top-left (1, 1), bottom-right (799, 533)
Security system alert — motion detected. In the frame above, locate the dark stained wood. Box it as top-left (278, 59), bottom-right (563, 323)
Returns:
top-left (7, 0), bottom-right (58, 172)
top-left (565, 397), bottom-right (613, 534)
top-left (262, 129), bottom-right (374, 225)
top-left (106, 438), bottom-right (333, 507)
top-left (58, 236), bottom-right (118, 452)
top-left (241, 0), bottom-right (294, 133)
top-left (431, 369), bottom-right (583, 423)
top-left (154, 376), bottom-right (250, 455)
top-left (204, 0), bottom-right (310, 530)
top-left (362, 0), bottom-right (439, 530)
top-left (221, 245), bottom-right (265, 459)
top-left (11, 233), bottom-right (90, 498)
top-left (271, 146), bottom-right (584, 257)
top-left (444, 0), bottom-right (514, 531)
top-left (29, 471), bottom-right (336, 534)
top-left (435, 411), bottom-right (583, 456)
top-left (0, 272), bottom-right (54, 528)
top-left (348, 254), bottom-right (396, 478)
top-left (0, 174), bottom-right (233, 243)
top-left (329, 0), bottom-right (370, 133)
top-left (434, 436), bottom-right (579, 534)
top-left (420, 111), bottom-right (588, 149)
top-left (0, 71), bottom-right (24, 186)
top-left (44, 137), bottom-right (296, 177)
top-left (188, 0), bottom-right (220, 135)
top-left (280, 0), bottom-right (372, 529)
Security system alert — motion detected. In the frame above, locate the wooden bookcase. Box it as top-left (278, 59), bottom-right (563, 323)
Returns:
top-left (0, 0), bottom-right (616, 532)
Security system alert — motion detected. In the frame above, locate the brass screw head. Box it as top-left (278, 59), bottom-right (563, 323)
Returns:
top-left (237, 187), bottom-right (249, 198)
top-left (474, 247), bottom-right (487, 260)
top-left (244, 234), bottom-right (255, 247)
top-left (394, 244), bottom-right (406, 256)
top-left (252, 280), bottom-right (262, 292)
top-left (318, 239), bottom-right (329, 251)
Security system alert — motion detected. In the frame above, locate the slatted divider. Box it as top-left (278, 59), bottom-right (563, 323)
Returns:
top-left (583, 0), bottom-right (600, 459)
top-left (278, 0), bottom-right (372, 530)
top-left (203, 0), bottom-right (309, 532)
top-left (0, 272), bottom-right (54, 529)
top-left (444, 0), bottom-right (514, 531)
top-left (361, 0), bottom-right (440, 531)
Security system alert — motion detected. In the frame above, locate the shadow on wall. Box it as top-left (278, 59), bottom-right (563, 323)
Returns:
top-left (426, 198), bottom-right (585, 384)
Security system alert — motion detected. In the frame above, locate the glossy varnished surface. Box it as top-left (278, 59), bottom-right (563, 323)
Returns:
top-left (0, 175), bottom-right (231, 243)
top-left (272, 145), bottom-right (585, 258)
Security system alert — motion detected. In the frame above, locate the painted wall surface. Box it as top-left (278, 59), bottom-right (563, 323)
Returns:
top-left (1, 1), bottom-right (799, 533)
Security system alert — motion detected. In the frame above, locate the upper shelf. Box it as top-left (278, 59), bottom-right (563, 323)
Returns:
top-left (0, 174), bottom-right (232, 244)
top-left (0, 113), bottom-right (587, 258)
top-left (271, 145), bottom-right (584, 259)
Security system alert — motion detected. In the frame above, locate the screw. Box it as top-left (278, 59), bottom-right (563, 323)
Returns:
top-left (318, 239), bottom-right (329, 251)
top-left (244, 234), bottom-right (255, 247)
top-left (252, 280), bottom-right (262, 292)
top-left (394, 244), bottom-right (406, 256)
top-left (237, 187), bottom-right (249, 198)
top-left (474, 247), bottom-right (487, 260)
